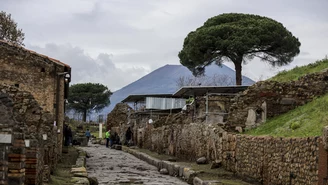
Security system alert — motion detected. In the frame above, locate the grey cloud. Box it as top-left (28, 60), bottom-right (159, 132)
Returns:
top-left (27, 43), bottom-right (148, 91)
top-left (1, 0), bottom-right (328, 90)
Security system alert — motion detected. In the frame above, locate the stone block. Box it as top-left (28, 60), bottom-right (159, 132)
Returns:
top-left (114, 145), bottom-right (122, 150)
top-left (166, 163), bottom-right (175, 176)
top-left (196, 157), bottom-right (208, 164)
top-left (280, 98), bottom-right (296, 105)
top-left (193, 177), bottom-right (203, 185)
top-left (159, 168), bottom-right (168, 175)
top-left (8, 162), bottom-right (24, 170)
top-left (183, 168), bottom-right (197, 184)
top-left (71, 177), bottom-right (90, 185)
top-left (71, 167), bottom-right (87, 174)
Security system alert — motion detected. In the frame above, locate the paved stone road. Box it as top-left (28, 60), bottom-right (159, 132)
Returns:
top-left (80, 144), bottom-right (188, 185)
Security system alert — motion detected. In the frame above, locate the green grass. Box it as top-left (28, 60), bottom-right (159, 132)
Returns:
top-left (246, 93), bottom-right (328, 137)
top-left (269, 58), bottom-right (328, 82)
top-left (46, 147), bottom-right (79, 185)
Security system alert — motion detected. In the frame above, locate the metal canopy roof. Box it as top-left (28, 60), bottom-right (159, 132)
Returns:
top-left (121, 94), bottom-right (177, 103)
top-left (173, 86), bottom-right (249, 97)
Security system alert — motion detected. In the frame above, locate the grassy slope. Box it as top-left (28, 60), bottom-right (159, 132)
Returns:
top-left (269, 58), bottom-right (328, 82)
top-left (246, 58), bottom-right (328, 137)
top-left (245, 93), bottom-right (328, 137)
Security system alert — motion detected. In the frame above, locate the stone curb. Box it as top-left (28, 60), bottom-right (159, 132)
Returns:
top-left (70, 148), bottom-right (93, 185)
top-left (123, 147), bottom-right (205, 185)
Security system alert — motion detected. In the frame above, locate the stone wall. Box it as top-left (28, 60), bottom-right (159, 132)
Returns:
top-left (0, 40), bottom-right (70, 157)
top-left (139, 123), bottom-right (320, 185)
top-left (227, 70), bottom-right (328, 131)
top-left (0, 93), bottom-right (15, 185)
top-left (0, 84), bottom-right (57, 185)
top-left (107, 103), bottom-right (133, 143)
top-left (139, 123), bottom-right (226, 162)
top-left (222, 134), bottom-right (319, 185)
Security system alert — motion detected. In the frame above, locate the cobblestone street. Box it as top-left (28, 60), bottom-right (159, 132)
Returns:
top-left (80, 144), bottom-right (188, 185)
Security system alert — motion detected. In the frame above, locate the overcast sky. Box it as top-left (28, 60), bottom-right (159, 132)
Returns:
top-left (2, 0), bottom-right (328, 91)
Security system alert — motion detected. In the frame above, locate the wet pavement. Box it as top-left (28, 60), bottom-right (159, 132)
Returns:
top-left (80, 144), bottom-right (188, 185)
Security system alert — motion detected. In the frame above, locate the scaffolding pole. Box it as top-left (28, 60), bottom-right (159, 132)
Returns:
top-left (205, 91), bottom-right (208, 123)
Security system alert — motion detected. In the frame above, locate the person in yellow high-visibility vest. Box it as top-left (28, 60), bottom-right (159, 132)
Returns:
top-left (105, 129), bottom-right (111, 148)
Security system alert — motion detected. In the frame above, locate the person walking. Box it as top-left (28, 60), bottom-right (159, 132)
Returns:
top-left (105, 129), bottom-right (111, 148)
top-left (85, 129), bottom-right (91, 145)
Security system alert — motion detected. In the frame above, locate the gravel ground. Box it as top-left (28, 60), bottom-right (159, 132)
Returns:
top-left (80, 144), bottom-right (188, 185)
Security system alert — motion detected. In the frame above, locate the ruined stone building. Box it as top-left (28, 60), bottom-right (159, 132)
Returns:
top-left (0, 40), bottom-right (71, 185)
top-left (107, 76), bottom-right (328, 184)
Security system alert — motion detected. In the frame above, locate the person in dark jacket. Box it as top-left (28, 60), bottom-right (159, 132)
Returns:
top-left (67, 126), bottom-right (72, 146)
top-left (125, 127), bottom-right (132, 146)
top-left (63, 124), bottom-right (69, 146)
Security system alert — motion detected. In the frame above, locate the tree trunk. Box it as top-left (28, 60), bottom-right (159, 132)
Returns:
top-left (234, 59), bottom-right (243, 85)
top-left (83, 109), bottom-right (87, 122)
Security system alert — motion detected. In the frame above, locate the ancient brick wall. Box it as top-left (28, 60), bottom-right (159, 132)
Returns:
top-left (0, 84), bottom-right (57, 185)
top-left (0, 41), bottom-right (66, 113)
top-left (222, 134), bottom-right (320, 185)
top-left (227, 70), bottom-right (328, 131)
top-left (0, 41), bottom-right (69, 157)
top-left (107, 103), bottom-right (133, 142)
top-left (0, 93), bottom-right (15, 185)
top-left (137, 120), bottom-right (321, 185)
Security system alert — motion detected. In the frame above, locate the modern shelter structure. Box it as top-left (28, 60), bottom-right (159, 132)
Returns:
top-left (121, 94), bottom-right (187, 124)
top-left (122, 94), bottom-right (186, 111)
top-left (121, 86), bottom-right (249, 124)
top-left (173, 86), bottom-right (249, 123)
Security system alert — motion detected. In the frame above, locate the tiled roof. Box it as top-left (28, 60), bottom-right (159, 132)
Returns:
top-left (0, 40), bottom-right (71, 68)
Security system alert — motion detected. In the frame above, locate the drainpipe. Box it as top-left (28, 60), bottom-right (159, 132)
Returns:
top-left (56, 71), bottom-right (71, 126)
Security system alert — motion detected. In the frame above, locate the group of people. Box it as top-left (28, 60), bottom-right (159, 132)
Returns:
top-left (83, 126), bottom-right (134, 148)
top-left (104, 127), bottom-right (133, 148)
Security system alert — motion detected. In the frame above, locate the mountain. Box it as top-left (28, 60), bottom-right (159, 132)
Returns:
top-left (99, 64), bottom-right (255, 116)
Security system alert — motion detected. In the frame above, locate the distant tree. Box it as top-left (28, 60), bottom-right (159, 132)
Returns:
top-left (178, 13), bottom-right (301, 85)
top-left (67, 83), bottom-right (112, 122)
top-left (0, 11), bottom-right (25, 46)
top-left (176, 74), bottom-right (234, 88)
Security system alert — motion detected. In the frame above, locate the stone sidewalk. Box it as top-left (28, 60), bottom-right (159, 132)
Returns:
top-left (123, 147), bottom-right (255, 185)
top-left (80, 144), bottom-right (188, 185)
